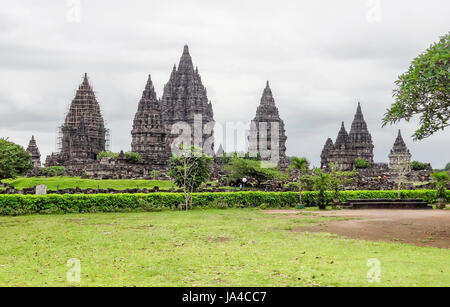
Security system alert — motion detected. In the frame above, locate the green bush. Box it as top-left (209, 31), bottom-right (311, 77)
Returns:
top-left (411, 161), bottom-right (430, 171)
top-left (40, 166), bottom-right (66, 177)
top-left (354, 158), bottom-right (371, 169)
top-left (125, 152), bottom-right (142, 164)
top-left (0, 190), bottom-right (448, 216)
top-left (97, 151), bottom-right (119, 160)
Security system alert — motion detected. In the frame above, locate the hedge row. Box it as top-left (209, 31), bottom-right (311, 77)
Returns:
top-left (0, 190), bottom-right (448, 216)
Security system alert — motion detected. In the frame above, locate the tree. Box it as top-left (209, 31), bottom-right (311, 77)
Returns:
top-left (431, 172), bottom-right (449, 209)
top-left (382, 32), bottom-right (450, 140)
top-left (289, 157), bottom-right (310, 206)
top-left (168, 146), bottom-right (212, 210)
top-left (328, 163), bottom-right (357, 204)
top-left (445, 162), bottom-right (450, 171)
top-left (312, 169), bottom-right (330, 210)
top-left (0, 138), bottom-right (33, 180)
top-left (223, 158), bottom-right (287, 187)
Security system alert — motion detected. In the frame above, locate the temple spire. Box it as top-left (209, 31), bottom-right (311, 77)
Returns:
top-left (259, 81), bottom-right (275, 107)
top-left (335, 122), bottom-right (349, 146)
top-left (142, 74), bottom-right (157, 100)
top-left (391, 129), bottom-right (409, 153)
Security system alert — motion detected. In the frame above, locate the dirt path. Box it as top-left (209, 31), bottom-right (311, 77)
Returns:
top-left (267, 209), bottom-right (450, 249)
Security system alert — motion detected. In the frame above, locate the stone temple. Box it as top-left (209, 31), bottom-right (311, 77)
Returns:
top-left (160, 45), bottom-right (215, 156)
top-left (249, 81), bottom-right (289, 169)
top-left (46, 73), bottom-right (108, 166)
top-left (131, 75), bottom-right (168, 166)
top-left (26, 136), bottom-right (41, 168)
top-left (321, 103), bottom-right (374, 170)
top-left (389, 130), bottom-right (412, 171)
top-left (131, 45), bottom-right (215, 165)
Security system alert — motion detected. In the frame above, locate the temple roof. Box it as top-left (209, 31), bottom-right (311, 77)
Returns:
top-left (348, 102), bottom-right (373, 144)
top-left (391, 130), bottom-right (410, 153)
top-left (26, 135), bottom-right (40, 157)
top-left (64, 73), bottom-right (105, 129)
top-left (335, 122), bottom-right (349, 146)
top-left (161, 45), bottom-right (212, 120)
top-left (254, 81), bottom-right (281, 120)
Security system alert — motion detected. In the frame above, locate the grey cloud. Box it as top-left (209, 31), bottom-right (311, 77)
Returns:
top-left (0, 0), bottom-right (449, 168)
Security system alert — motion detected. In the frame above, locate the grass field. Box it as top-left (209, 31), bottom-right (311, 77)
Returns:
top-left (4, 177), bottom-right (175, 191)
top-left (0, 209), bottom-right (448, 286)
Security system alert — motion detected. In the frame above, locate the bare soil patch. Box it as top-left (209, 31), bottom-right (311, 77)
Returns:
top-left (266, 209), bottom-right (450, 249)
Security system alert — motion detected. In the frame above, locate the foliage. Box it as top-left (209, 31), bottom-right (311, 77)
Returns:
top-left (4, 176), bottom-right (174, 191)
top-left (431, 171), bottom-right (449, 201)
top-left (223, 158), bottom-right (288, 186)
top-left (215, 151), bottom-right (261, 164)
top-left (328, 163), bottom-right (357, 200)
top-left (312, 169), bottom-right (331, 209)
top-left (97, 151), bottom-right (119, 160)
top-left (289, 157), bottom-right (310, 205)
top-left (0, 190), bottom-right (448, 216)
top-left (354, 158), bottom-right (371, 169)
top-left (0, 138), bottom-right (33, 180)
top-left (97, 151), bottom-right (142, 164)
top-left (444, 162), bottom-right (450, 171)
top-left (125, 152), bottom-right (142, 164)
top-left (40, 166), bottom-right (66, 177)
top-left (411, 161), bottom-right (430, 171)
top-left (168, 146), bottom-right (213, 209)
top-left (150, 170), bottom-right (160, 180)
top-left (382, 32), bottom-right (450, 140)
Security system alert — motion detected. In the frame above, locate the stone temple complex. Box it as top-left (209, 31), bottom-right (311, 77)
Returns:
top-left (46, 73), bottom-right (108, 167)
top-left (26, 136), bottom-right (41, 168)
top-left (321, 103), bottom-right (374, 170)
top-left (249, 81), bottom-right (289, 169)
top-left (33, 45), bottom-right (427, 182)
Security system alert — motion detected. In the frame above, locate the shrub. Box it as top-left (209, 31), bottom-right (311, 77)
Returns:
top-left (150, 170), bottom-right (160, 180)
top-left (411, 161), bottom-right (430, 171)
top-left (0, 138), bottom-right (33, 180)
top-left (354, 158), bottom-right (371, 169)
top-left (223, 158), bottom-right (288, 186)
top-left (97, 151), bottom-right (119, 160)
top-left (0, 190), bottom-right (447, 216)
top-left (125, 152), bottom-right (142, 164)
top-left (40, 166), bottom-right (66, 177)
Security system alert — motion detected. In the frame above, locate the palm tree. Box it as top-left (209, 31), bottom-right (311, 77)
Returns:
top-left (290, 157), bottom-right (310, 206)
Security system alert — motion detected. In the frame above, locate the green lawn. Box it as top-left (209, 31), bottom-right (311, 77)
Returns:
top-left (0, 209), bottom-right (448, 286)
top-left (4, 177), bottom-right (174, 191)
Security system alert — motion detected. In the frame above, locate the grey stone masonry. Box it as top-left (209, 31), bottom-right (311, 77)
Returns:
top-left (131, 75), bottom-right (169, 165)
top-left (389, 130), bottom-right (412, 171)
top-left (321, 103), bottom-right (374, 170)
top-left (249, 81), bottom-right (289, 169)
top-left (160, 45), bottom-right (215, 156)
top-left (26, 135), bottom-right (41, 168)
top-left (46, 73), bottom-right (107, 166)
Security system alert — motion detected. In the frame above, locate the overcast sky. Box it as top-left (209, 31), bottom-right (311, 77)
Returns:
top-left (0, 0), bottom-right (449, 168)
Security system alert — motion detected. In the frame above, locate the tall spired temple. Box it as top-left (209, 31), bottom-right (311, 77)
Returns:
top-left (320, 103), bottom-right (374, 170)
top-left (46, 73), bottom-right (108, 166)
top-left (160, 45), bottom-right (214, 156)
top-left (249, 81), bottom-right (289, 169)
top-left (389, 130), bottom-right (412, 171)
top-left (131, 75), bottom-right (168, 165)
top-left (26, 136), bottom-right (41, 168)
